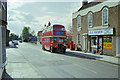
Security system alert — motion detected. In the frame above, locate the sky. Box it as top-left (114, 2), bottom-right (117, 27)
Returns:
top-left (7, 0), bottom-right (93, 36)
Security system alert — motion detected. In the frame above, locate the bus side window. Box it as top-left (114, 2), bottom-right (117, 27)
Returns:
top-left (43, 39), bottom-right (44, 42)
top-left (48, 39), bottom-right (50, 42)
top-left (51, 38), bottom-right (53, 42)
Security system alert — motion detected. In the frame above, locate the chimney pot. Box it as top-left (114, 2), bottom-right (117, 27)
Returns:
top-left (82, 0), bottom-right (88, 6)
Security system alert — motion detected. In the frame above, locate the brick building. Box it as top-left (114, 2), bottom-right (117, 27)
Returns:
top-left (72, 0), bottom-right (120, 56)
top-left (37, 31), bottom-right (43, 44)
top-left (0, 0), bottom-right (7, 79)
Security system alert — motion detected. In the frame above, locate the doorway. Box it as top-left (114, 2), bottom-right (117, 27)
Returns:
top-left (98, 37), bottom-right (103, 54)
top-left (83, 36), bottom-right (87, 51)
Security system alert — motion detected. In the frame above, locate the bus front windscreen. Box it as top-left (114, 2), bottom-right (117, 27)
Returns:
top-left (53, 27), bottom-right (65, 31)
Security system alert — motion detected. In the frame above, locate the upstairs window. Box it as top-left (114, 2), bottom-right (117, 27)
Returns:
top-left (88, 12), bottom-right (93, 27)
top-left (77, 16), bottom-right (81, 29)
top-left (102, 8), bottom-right (108, 25)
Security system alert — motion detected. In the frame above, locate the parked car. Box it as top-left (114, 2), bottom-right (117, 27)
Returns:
top-left (9, 41), bottom-right (18, 48)
top-left (12, 40), bottom-right (19, 45)
top-left (19, 40), bottom-right (22, 43)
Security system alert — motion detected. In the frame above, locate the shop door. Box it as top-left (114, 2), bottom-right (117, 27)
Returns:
top-left (83, 36), bottom-right (85, 51)
top-left (98, 37), bottom-right (103, 53)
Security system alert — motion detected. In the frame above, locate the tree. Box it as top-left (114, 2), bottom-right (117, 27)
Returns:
top-left (22, 27), bottom-right (30, 42)
top-left (66, 25), bottom-right (72, 42)
top-left (9, 33), bottom-right (19, 40)
top-left (31, 30), bottom-right (35, 36)
top-left (22, 27), bottom-right (30, 35)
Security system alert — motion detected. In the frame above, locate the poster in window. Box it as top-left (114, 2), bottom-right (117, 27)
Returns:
top-left (103, 37), bottom-right (112, 49)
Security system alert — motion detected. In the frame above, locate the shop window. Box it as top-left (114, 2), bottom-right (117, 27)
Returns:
top-left (88, 12), bottom-right (93, 27)
top-left (102, 8), bottom-right (108, 25)
top-left (91, 36), bottom-right (97, 47)
top-left (103, 37), bottom-right (112, 49)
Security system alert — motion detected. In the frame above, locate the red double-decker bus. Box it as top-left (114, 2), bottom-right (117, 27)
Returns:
top-left (42, 24), bottom-right (66, 53)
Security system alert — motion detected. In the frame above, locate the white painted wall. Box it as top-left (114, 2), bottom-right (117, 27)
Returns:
top-left (116, 36), bottom-right (120, 56)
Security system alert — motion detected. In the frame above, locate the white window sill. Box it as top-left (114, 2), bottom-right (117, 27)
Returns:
top-left (102, 24), bottom-right (109, 26)
top-left (91, 45), bottom-right (97, 48)
top-left (88, 25), bottom-right (109, 30)
top-left (77, 27), bottom-right (81, 31)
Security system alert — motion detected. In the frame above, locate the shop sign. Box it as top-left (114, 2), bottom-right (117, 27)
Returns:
top-left (103, 42), bottom-right (112, 49)
top-left (88, 28), bottom-right (113, 35)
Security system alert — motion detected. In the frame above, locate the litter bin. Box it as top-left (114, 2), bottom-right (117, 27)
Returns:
top-left (92, 49), bottom-right (96, 54)
top-left (70, 41), bottom-right (73, 50)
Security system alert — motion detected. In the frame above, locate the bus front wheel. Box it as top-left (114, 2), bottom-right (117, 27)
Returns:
top-left (50, 46), bottom-right (54, 53)
top-left (62, 49), bottom-right (66, 54)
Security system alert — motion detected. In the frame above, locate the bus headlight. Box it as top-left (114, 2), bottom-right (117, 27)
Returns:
top-left (63, 45), bottom-right (66, 49)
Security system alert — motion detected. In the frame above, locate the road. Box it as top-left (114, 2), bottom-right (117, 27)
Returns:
top-left (5, 42), bottom-right (118, 78)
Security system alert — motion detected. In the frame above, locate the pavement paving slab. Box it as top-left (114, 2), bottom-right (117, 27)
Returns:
top-left (66, 49), bottom-right (120, 65)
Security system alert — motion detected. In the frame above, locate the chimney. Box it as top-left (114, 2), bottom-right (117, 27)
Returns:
top-left (82, 0), bottom-right (88, 6)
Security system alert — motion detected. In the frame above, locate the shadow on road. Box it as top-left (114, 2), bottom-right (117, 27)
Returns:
top-left (2, 72), bottom-right (13, 80)
top-left (56, 51), bottom-right (103, 60)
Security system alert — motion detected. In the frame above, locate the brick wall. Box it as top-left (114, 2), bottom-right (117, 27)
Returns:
top-left (72, 4), bottom-right (120, 55)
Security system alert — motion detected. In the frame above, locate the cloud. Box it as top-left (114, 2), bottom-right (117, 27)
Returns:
top-left (7, 0), bottom-right (80, 2)
top-left (7, 2), bottom-right (25, 10)
top-left (41, 7), bottom-right (48, 11)
top-left (7, 2), bottom-right (82, 35)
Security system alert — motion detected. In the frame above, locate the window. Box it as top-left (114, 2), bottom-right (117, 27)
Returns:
top-left (2, 2), bottom-right (6, 10)
top-left (77, 16), bottom-right (81, 29)
top-left (53, 38), bottom-right (63, 43)
top-left (77, 34), bottom-right (80, 44)
top-left (60, 27), bottom-right (65, 31)
top-left (56, 31), bottom-right (64, 36)
top-left (88, 12), bottom-right (93, 27)
top-left (102, 8), bottom-right (108, 25)
top-left (54, 27), bottom-right (59, 30)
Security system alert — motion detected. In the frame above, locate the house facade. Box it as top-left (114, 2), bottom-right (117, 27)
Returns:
top-left (0, 0), bottom-right (7, 79)
top-left (37, 31), bottom-right (43, 44)
top-left (72, 0), bottom-right (120, 56)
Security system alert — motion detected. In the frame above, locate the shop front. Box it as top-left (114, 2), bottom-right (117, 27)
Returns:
top-left (88, 28), bottom-right (114, 55)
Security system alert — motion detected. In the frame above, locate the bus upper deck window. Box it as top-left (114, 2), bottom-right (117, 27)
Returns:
top-left (60, 27), bottom-right (65, 31)
top-left (54, 27), bottom-right (59, 30)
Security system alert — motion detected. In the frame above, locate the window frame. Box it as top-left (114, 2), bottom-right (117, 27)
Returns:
top-left (77, 16), bottom-right (81, 29)
top-left (77, 34), bottom-right (80, 44)
top-left (88, 12), bottom-right (93, 28)
top-left (102, 7), bottom-right (108, 26)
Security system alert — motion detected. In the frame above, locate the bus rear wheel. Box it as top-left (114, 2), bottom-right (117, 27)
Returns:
top-left (42, 45), bottom-right (45, 50)
top-left (50, 46), bottom-right (54, 53)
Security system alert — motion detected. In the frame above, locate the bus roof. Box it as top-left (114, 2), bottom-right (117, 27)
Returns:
top-left (53, 24), bottom-right (64, 27)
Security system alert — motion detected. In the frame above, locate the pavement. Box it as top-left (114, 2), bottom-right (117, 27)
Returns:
top-left (66, 49), bottom-right (120, 65)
